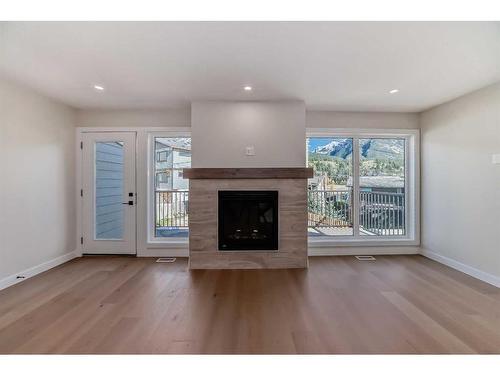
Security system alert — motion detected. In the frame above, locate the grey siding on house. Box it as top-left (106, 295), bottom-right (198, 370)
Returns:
top-left (95, 142), bottom-right (124, 239)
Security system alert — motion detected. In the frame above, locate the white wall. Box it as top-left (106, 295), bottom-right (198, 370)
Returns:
top-left (191, 101), bottom-right (306, 168)
top-left (306, 111), bottom-right (419, 129)
top-left (420, 82), bottom-right (500, 282)
top-left (76, 108), bottom-right (418, 131)
top-left (0, 78), bottom-right (77, 284)
top-left (76, 108), bottom-right (190, 127)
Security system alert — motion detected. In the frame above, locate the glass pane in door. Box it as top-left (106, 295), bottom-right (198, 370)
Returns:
top-left (307, 137), bottom-right (354, 237)
top-left (358, 138), bottom-right (406, 236)
top-left (95, 141), bottom-right (124, 239)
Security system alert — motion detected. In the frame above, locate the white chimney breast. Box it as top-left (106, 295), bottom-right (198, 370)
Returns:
top-left (191, 101), bottom-right (306, 168)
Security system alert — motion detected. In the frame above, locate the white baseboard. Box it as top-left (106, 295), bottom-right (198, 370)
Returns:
top-left (138, 247), bottom-right (419, 258)
top-left (0, 250), bottom-right (80, 291)
top-left (308, 246), bottom-right (420, 256)
top-left (420, 248), bottom-right (500, 288)
top-left (137, 248), bottom-right (189, 257)
top-left (5, 248), bottom-right (496, 290)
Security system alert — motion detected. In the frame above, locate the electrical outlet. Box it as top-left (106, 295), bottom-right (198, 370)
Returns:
top-left (245, 146), bottom-right (255, 156)
top-left (492, 154), bottom-right (500, 164)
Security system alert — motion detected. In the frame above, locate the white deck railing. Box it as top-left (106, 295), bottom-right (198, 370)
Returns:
top-left (155, 189), bottom-right (405, 237)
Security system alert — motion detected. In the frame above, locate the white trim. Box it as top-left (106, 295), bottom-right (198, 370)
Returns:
top-left (146, 241), bottom-right (189, 249)
top-left (306, 128), bottom-right (420, 247)
top-left (352, 135), bottom-right (361, 238)
top-left (420, 248), bottom-right (500, 288)
top-left (0, 251), bottom-right (80, 291)
top-left (307, 128), bottom-right (420, 137)
top-left (76, 130), bottom-right (83, 256)
top-left (137, 248), bottom-right (189, 257)
top-left (308, 237), bottom-right (419, 247)
top-left (308, 246), bottom-right (420, 256)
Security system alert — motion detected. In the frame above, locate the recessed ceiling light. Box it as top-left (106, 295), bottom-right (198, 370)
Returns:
top-left (389, 89), bottom-right (399, 94)
top-left (244, 86), bottom-right (252, 91)
top-left (93, 85), bottom-right (105, 91)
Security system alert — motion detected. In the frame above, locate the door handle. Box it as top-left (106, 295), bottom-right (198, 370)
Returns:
top-left (123, 192), bottom-right (135, 205)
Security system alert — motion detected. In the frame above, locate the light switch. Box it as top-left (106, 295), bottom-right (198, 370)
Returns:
top-left (493, 154), bottom-right (500, 164)
top-left (245, 146), bottom-right (255, 156)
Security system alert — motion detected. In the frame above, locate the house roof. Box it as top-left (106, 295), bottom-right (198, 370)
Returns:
top-left (155, 138), bottom-right (191, 151)
top-left (347, 176), bottom-right (404, 189)
top-left (309, 175), bottom-right (326, 184)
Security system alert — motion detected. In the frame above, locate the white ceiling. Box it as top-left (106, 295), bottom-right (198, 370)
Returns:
top-left (1, 22), bottom-right (499, 112)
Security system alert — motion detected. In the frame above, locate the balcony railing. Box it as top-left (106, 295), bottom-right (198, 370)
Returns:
top-left (359, 191), bottom-right (405, 236)
top-left (308, 189), bottom-right (352, 228)
top-left (155, 191), bottom-right (189, 237)
top-left (308, 189), bottom-right (405, 236)
top-left (155, 189), bottom-right (405, 238)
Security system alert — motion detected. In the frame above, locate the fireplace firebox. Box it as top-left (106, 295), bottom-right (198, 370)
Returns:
top-left (218, 190), bottom-right (278, 251)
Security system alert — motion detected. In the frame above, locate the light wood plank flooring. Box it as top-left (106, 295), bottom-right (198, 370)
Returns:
top-left (0, 255), bottom-right (499, 354)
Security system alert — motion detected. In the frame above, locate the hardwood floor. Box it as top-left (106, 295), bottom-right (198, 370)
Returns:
top-left (0, 255), bottom-right (499, 354)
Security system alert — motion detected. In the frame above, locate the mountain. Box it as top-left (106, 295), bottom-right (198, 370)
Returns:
top-left (314, 138), bottom-right (353, 159)
top-left (312, 138), bottom-right (404, 161)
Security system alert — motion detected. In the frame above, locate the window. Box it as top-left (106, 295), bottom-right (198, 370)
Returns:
top-left (157, 150), bottom-right (168, 162)
top-left (307, 129), bottom-right (418, 244)
top-left (151, 136), bottom-right (191, 240)
top-left (156, 171), bottom-right (170, 186)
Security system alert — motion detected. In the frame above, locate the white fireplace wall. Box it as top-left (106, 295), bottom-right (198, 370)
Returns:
top-left (191, 101), bottom-right (306, 168)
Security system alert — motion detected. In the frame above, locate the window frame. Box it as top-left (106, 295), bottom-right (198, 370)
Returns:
top-left (306, 128), bottom-right (420, 247)
top-left (147, 130), bottom-right (191, 245)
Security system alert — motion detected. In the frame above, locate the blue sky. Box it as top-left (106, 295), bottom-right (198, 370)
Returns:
top-left (307, 137), bottom-right (350, 153)
top-left (307, 137), bottom-right (332, 152)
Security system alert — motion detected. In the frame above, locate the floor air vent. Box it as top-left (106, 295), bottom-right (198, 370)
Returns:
top-left (156, 257), bottom-right (176, 263)
top-left (355, 255), bottom-right (376, 261)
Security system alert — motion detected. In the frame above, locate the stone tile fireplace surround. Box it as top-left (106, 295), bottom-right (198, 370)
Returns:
top-left (184, 168), bottom-right (313, 269)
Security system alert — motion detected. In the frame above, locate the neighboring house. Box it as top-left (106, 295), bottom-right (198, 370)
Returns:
top-left (308, 174), bottom-right (328, 190)
top-left (347, 176), bottom-right (405, 194)
top-left (155, 140), bottom-right (191, 191)
top-left (95, 141), bottom-right (125, 239)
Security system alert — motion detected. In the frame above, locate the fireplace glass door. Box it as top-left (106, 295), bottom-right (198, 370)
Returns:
top-left (218, 191), bottom-right (278, 251)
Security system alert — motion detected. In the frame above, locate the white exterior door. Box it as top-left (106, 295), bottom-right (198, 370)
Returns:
top-left (82, 132), bottom-right (136, 254)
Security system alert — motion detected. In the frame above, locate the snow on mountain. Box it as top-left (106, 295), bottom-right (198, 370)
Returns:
top-left (314, 139), bottom-right (344, 154)
top-left (313, 138), bottom-right (353, 159)
top-left (312, 138), bottom-right (403, 160)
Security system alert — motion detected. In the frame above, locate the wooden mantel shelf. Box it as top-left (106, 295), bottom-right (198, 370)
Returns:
top-left (183, 167), bottom-right (314, 179)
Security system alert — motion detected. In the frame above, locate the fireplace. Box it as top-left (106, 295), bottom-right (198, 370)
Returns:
top-left (184, 168), bottom-right (312, 269)
top-left (218, 190), bottom-right (278, 251)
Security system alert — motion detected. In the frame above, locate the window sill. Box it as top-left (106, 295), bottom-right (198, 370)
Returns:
top-left (147, 238), bottom-right (419, 249)
top-left (308, 236), bottom-right (419, 248)
top-left (147, 239), bottom-right (189, 249)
